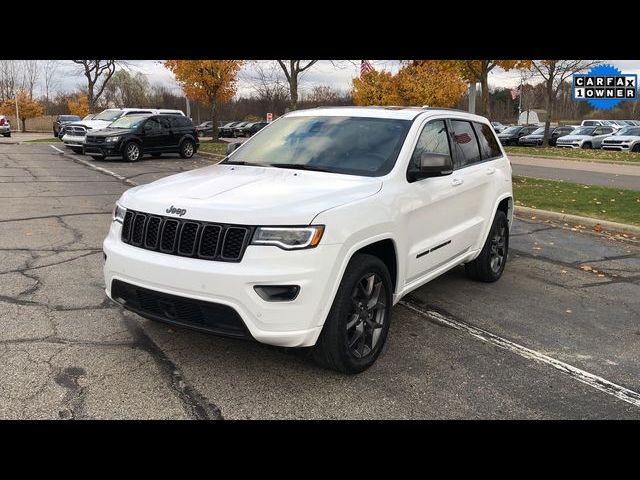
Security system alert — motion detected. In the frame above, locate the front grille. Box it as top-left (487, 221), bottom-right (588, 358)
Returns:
top-left (86, 136), bottom-right (105, 143)
top-left (603, 140), bottom-right (623, 145)
top-left (66, 126), bottom-right (87, 136)
top-left (121, 209), bottom-right (253, 262)
top-left (111, 279), bottom-right (250, 338)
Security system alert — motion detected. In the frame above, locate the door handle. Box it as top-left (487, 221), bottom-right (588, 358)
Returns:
top-left (452, 178), bottom-right (464, 187)
top-left (486, 167), bottom-right (496, 175)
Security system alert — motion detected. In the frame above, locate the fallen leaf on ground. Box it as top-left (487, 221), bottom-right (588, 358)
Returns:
top-left (580, 265), bottom-right (593, 271)
top-left (593, 224), bottom-right (603, 232)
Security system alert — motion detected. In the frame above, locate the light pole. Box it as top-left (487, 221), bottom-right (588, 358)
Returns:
top-left (15, 93), bottom-right (20, 133)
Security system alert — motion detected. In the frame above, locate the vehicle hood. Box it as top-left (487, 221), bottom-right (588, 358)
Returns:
top-left (68, 119), bottom-right (113, 130)
top-left (604, 135), bottom-right (640, 141)
top-left (520, 134), bottom-right (543, 140)
top-left (89, 128), bottom-right (132, 137)
top-left (557, 134), bottom-right (592, 141)
top-left (119, 164), bottom-right (383, 225)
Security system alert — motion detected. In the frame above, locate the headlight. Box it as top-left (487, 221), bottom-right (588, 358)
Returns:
top-left (106, 136), bottom-right (120, 143)
top-left (251, 226), bottom-right (324, 250)
top-left (113, 203), bottom-right (126, 223)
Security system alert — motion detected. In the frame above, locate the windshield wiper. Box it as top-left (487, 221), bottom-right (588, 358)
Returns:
top-left (269, 163), bottom-right (333, 173)
top-left (220, 160), bottom-right (263, 166)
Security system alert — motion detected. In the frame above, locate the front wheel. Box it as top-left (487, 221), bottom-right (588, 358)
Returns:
top-left (465, 210), bottom-right (509, 282)
top-left (312, 253), bottom-right (393, 374)
top-left (123, 141), bottom-right (141, 162)
top-left (632, 144), bottom-right (640, 153)
top-left (179, 139), bottom-right (195, 159)
top-left (582, 142), bottom-right (592, 149)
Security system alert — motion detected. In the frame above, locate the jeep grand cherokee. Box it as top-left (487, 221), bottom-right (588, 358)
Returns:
top-left (103, 107), bottom-right (513, 373)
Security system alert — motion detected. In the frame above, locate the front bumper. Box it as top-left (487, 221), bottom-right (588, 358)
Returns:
top-left (84, 142), bottom-right (121, 157)
top-left (0, 126), bottom-right (10, 134)
top-left (103, 220), bottom-right (343, 347)
top-left (556, 143), bottom-right (581, 149)
top-left (62, 134), bottom-right (86, 148)
top-left (601, 144), bottom-right (630, 151)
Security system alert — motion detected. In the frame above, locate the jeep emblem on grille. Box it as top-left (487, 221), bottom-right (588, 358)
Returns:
top-left (166, 205), bottom-right (187, 217)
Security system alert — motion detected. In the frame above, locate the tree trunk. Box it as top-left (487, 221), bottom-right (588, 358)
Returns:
top-left (88, 83), bottom-right (95, 112)
top-left (211, 100), bottom-right (219, 142)
top-left (542, 78), bottom-right (553, 147)
top-left (480, 74), bottom-right (490, 118)
top-left (20, 117), bottom-right (26, 133)
top-left (289, 73), bottom-right (298, 111)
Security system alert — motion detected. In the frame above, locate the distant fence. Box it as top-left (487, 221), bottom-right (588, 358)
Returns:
top-left (4, 115), bottom-right (54, 133)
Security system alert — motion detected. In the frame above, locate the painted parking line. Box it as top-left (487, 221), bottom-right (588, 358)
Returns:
top-left (400, 298), bottom-right (640, 409)
top-left (50, 145), bottom-right (137, 186)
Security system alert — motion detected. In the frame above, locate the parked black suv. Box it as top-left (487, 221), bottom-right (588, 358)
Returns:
top-left (496, 125), bottom-right (538, 146)
top-left (83, 114), bottom-right (199, 162)
top-left (219, 121), bottom-right (243, 137)
top-left (53, 114), bottom-right (81, 137)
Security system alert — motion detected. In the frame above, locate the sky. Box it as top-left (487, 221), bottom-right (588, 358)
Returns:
top-left (46, 60), bottom-right (640, 99)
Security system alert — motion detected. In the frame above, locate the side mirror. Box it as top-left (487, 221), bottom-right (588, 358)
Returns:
top-left (226, 142), bottom-right (242, 155)
top-left (408, 152), bottom-right (453, 182)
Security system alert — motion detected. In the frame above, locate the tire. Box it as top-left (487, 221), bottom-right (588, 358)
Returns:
top-left (632, 144), bottom-right (640, 153)
top-left (312, 253), bottom-right (393, 374)
top-left (3, 133), bottom-right (9, 138)
top-left (582, 142), bottom-right (592, 149)
top-left (53, 130), bottom-right (58, 138)
top-left (179, 139), bottom-right (195, 159)
top-left (465, 210), bottom-right (509, 282)
top-left (123, 141), bottom-right (141, 162)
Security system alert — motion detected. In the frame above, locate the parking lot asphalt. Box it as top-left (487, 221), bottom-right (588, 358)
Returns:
top-left (1, 142), bottom-right (639, 419)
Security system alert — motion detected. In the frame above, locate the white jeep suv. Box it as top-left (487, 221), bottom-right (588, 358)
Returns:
top-left (103, 107), bottom-right (513, 373)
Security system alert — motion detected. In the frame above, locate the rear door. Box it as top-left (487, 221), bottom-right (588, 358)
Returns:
top-left (141, 117), bottom-right (166, 152)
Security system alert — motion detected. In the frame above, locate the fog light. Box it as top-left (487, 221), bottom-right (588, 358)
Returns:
top-left (254, 285), bottom-right (300, 302)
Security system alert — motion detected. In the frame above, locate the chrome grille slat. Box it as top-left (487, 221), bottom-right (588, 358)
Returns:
top-left (121, 209), bottom-right (251, 262)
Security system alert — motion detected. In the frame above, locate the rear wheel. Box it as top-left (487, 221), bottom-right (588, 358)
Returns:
top-left (180, 139), bottom-right (195, 159)
top-left (465, 210), bottom-right (509, 282)
top-left (123, 141), bottom-right (141, 162)
top-left (312, 253), bottom-right (393, 374)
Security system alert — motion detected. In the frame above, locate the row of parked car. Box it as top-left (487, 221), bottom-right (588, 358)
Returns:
top-left (195, 120), bottom-right (269, 138)
top-left (491, 119), bottom-right (640, 152)
top-left (54, 108), bottom-right (201, 162)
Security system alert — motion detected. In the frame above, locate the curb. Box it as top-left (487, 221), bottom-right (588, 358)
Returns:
top-left (508, 153), bottom-right (636, 167)
top-left (197, 150), bottom-right (225, 160)
top-left (514, 206), bottom-right (640, 236)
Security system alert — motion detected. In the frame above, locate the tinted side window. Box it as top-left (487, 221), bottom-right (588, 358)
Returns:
top-left (408, 120), bottom-right (452, 173)
top-left (158, 117), bottom-right (171, 129)
top-left (144, 118), bottom-right (161, 132)
top-left (473, 122), bottom-right (502, 159)
top-left (176, 117), bottom-right (192, 128)
top-left (449, 120), bottom-right (482, 168)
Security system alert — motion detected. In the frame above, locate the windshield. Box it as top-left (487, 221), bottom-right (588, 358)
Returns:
top-left (501, 127), bottom-right (522, 134)
top-left (61, 115), bottom-right (80, 122)
top-left (615, 127), bottom-right (640, 136)
top-left (223, 116), bottom-right (412, 177)
top-left (571, 127), bottom-right (596, 136)
top-left (108, 115), bottom-right (148, 129)
top-left (531, 128), bottom-right (545, 135)
top-left (93, 109), bottom-right (124, 121)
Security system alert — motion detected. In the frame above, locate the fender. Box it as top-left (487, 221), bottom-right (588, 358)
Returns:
top-left (472, 192), bottom-right (513, 259)
top-left (313, 232), bottom-right (400, 329)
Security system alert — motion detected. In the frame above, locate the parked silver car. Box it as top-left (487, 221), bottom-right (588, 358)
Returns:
top-left (601, 126), bottom-right (640, 152)
top-left (0, 115), bottom-right (10, 137)
top-left (556, 125), bottom-right (615, 149)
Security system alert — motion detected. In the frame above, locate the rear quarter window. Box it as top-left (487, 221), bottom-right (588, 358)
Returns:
top-left (473, 122), bottom-right (502, 159)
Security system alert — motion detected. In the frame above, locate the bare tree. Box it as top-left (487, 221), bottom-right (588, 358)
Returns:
top-left (72, 60), bottom-right (120, 111)
top-left (276, 60), bottom-right (318, 110)
top-left (530, 60), bottom-right (600, 146)
top-left (0, 60), bottom-right (21, 102)
top-left (22, 60), bottom-right (40, 99)
top-left (42, 60), bottom-right (60, 109)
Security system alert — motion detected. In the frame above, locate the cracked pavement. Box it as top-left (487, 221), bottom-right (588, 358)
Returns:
top-left (1, 143), bottom-right (639, 419)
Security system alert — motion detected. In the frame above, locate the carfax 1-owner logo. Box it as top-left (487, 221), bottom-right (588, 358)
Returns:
top-left (573, 64), bottom-right (638, 110)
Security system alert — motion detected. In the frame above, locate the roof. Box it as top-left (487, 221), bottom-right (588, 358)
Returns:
top-left (286, 106), bottom-right (488, 122)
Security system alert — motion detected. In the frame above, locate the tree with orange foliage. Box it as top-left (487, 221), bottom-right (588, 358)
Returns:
top-left (0, 90), bottom-right (43, 132)
top-left (352, 61), bottom-right (466, 108)
top-left (454, 60), bottom-right (532, 117)
top-left (67, 93), bottom-right (90, 118)
top-left (164, 60), bottom-right (243, 141)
